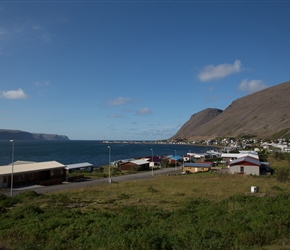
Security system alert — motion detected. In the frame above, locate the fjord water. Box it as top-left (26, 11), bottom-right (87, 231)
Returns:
top-left (0, 140), bottom-right (213, 167)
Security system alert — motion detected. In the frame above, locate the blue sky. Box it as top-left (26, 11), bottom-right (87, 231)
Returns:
top-left (0, 1), bottom-right (289, 140)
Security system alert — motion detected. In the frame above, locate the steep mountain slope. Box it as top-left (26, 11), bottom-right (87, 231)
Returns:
top-left (171, 80), bottom-right (290, 140)
top-left (170, 108), bottom-right (223, 140)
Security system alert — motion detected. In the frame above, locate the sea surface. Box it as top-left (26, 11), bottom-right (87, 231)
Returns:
top-left (0, 140), bottom-right (216, 167)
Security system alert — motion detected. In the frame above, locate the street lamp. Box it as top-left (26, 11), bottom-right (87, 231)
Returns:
top-left (10, 140), bottom-right (15, 197)
top-left (150, 148), bottom-right (153, 176)
top-left (107, 146), bottom-right (111, 183)
top-left (174, 150), bottom-right (177, 171)
top-left (183, 155), bottom-right (184, 171)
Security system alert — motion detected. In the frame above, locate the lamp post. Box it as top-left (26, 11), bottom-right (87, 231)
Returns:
top-left (108, 146), bottom-right (111, 183)
top-left (183, 155), bottom-right (184, 171)
top-left (10, 140), bottom-right (15, 197)
top-left (174, 150), bottom-right (177, 171)
top-left (150, 148), bottom-right (153, 176)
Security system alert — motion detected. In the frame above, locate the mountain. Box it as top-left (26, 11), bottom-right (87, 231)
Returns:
top-left (171, 108), bottom-right (223, 140)
top-left (170, 80), bottom-right (290, 140)
top-left (0, 129), bottom-right (70, 141)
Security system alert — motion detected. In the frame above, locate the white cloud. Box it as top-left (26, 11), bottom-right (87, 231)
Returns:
top-left (108, 97), bottom-right (130, 106)
top-left (198, 60), bottom-right (242, 82)
top-left (137, 107), bottom-right (151, 115)
top-left (34, 80), bottom-right (50, 87)
top-left (0, 21), bottom-right (54, 55)
top-left (34, 80), bottom-right (50, 95)
top-left (239, 79), bottom-right (267, 93)
top-left (1, 88), bottom-right (28, 99)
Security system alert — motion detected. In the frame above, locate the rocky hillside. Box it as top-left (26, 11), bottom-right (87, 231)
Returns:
top-left (170, 80), bottom-right (290, 140)
top-left (0, 129), bottom-right (70, 141)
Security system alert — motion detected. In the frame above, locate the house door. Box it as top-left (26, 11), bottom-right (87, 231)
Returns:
top-left (240, 166), bottom-right (244, 174)
top-left (3, 177), bottom-right (8, 188)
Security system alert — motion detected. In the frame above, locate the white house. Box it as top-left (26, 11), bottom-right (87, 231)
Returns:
top-left (228, 156), bottom-right (261, 175)
top-left (65, 162), bottom-right (93, 173)
top-left (221, 151), bottom-right (259, 163)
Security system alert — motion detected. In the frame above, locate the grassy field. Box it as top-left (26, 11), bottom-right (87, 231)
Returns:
top-left (48, 171), bottom-right (289, 211)
top-left (1, 154), bottom-right (290, 249)
top-left (57, 154), bottom-right (290, 211)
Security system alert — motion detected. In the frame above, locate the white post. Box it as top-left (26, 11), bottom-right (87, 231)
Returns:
top-left (108, 146), bottom-right (111, 183)
top-left (174, 150), bottom-right (177, 171)
top-left (10, 140), bottom-right (15, 197)
top-left (150, 148), bottom-right (153, 176)
top-left (182, 157), bottom-right (184, 171)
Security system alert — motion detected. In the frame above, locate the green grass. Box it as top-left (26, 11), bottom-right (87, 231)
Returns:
top-left (1, 157), bottom-right (290, 249)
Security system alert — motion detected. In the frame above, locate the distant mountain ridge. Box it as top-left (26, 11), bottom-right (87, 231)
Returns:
top-left (170, 80), bottom-right (290, 140)
top-left (0, 129), bottom-right (70, 141)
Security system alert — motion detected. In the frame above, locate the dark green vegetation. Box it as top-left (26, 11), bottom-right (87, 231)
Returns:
top-left (1, 155), bottom-right (290, 249)
top-left (1, 189), bottom-right (290, 249)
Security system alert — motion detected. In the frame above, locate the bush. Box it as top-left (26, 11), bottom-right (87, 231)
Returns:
top-left (2, 187), bottom-right (290, 249)
top-left (0, 194), bottom-right (19, 208)
top-left (274, 152), bottom-right (285, 160)
top-left (276, 167), bottom-right (290, 182)
top-left (271, 185), bottom-right (283, 191)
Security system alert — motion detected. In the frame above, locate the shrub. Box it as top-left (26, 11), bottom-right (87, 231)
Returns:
top-left (271, 185), bottom-right (283, 191)
top-left (0, 194), bottom-right (19, 208)
top-left (147, 185), bottom-right (159, 193)
top-left (274, 152), bottom-right (285, 160)
top-left (15, 190), bottom-right (41, 199)
top-left (276, 167), bottom-right (290, 182)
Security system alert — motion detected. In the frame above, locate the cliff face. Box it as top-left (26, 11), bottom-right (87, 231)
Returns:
top-left (170, 80), bottom-right (290, 140)
top-left (0, 129), bottom-right (70, 141)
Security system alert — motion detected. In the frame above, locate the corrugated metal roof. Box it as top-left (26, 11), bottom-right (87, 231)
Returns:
top-left (221, 152), bottom-right (259, 159)
top-left (229, 156), bottom-right (260, 166)
top-left (13, 161), bottom-right (37, 165)
top-left (184, 162), bottom-right (212, 167)
top-left (0, 161), bottom-right (65, 175)
top-left (65, 162), bottom-right (93, 169)
top-left (129, 159), bottom-right (149, 165)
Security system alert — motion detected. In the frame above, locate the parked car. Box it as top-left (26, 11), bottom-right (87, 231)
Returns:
top-left (260, 164), bottom-right (273, 175)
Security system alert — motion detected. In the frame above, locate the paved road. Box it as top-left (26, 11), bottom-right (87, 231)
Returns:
top-left (2, 167), bottom-right (180, 196)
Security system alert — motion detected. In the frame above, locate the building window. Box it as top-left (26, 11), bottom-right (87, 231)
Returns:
top-left (50, 170), bottom-right (54, 176)
top-left (240, 166), bottom-right (244, 173)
